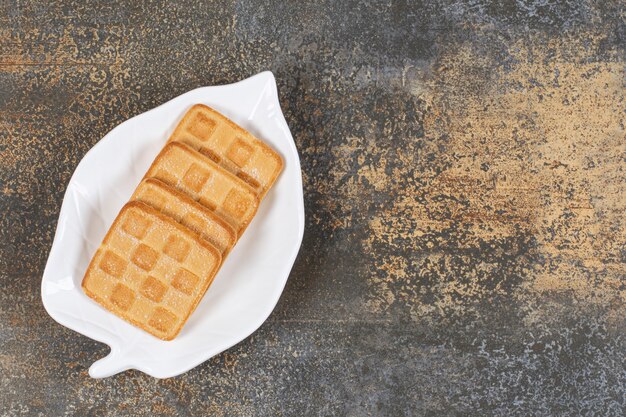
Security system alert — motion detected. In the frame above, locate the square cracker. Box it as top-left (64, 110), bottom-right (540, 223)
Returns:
top-left (82, 201), bottom-right (222, 340)
top-left (145, 142), bottom-right (259, 235)
top-left (168, 104), bottom-right (283, 197)
top-left (132, 178), bottom-right (236, 257)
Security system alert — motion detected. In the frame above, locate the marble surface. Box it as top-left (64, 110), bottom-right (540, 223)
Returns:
top-left (0, 1), bottom-right (624, 415)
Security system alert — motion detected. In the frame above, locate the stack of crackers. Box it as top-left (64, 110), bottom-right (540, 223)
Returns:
top-left (81, 104), bottom-right (283, 340)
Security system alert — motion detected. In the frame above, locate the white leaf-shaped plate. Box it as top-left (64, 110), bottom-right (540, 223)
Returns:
top-left (41, 72), bottom-right (305, 378)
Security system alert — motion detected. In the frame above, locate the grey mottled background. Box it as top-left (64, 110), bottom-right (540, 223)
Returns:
top-left (1, 1), bottom-right (625, 416)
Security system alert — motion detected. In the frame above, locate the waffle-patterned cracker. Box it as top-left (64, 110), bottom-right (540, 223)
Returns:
top-left (82, 201), bottom-right (222, 340)
top-left (132, 178), bottom-right (236, 256)
top-left (145, 142), bottom-right (259, 235)
top-left (168, 104), bottom-right (283, 197)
